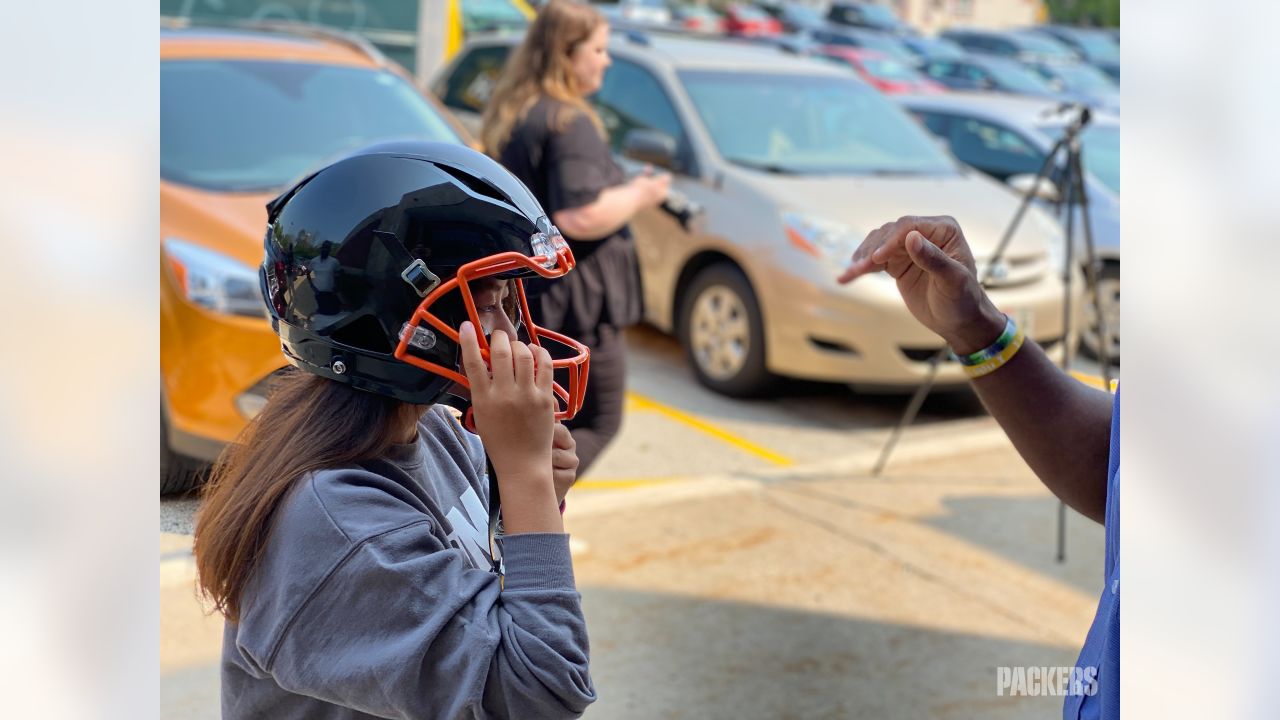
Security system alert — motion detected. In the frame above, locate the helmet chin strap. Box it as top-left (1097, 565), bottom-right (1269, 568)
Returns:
top-left (372, 230), bottom-right (440, 297)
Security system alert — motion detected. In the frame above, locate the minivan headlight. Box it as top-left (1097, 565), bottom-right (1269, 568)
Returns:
top-left (782, 212), bottom-right (859, 261)
top-left (163, 237), bottom-right (265, 318)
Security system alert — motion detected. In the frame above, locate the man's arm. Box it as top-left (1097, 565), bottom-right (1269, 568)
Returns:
top-left (840, 216), bottom-right (1112, 523)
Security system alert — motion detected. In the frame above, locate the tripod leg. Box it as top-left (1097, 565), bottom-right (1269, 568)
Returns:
top-left (1072, 150), bottom-right (1116, 386)
top-left (871, 349), bottom-right (944, 477)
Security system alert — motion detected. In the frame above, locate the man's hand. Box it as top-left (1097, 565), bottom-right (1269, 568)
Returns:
top-left (552, 423), bottom-right (578, 505)
top-left (838, 215), bottom-right (1005, 355)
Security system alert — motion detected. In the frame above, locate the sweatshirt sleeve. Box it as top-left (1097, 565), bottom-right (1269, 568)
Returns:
top-left (263, 521), bottom-right (595, 719)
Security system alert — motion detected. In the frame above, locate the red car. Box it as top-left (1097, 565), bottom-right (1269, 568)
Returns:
top-left (723, 3), bottom-right (782, 37)
top-left (819, 47), bottom-right (946, 94)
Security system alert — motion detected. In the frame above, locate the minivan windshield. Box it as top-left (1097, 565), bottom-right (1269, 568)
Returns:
top-left (679, 70), bottom-right (957, 176)
top-left (162, 60), bottom-right (460, 192)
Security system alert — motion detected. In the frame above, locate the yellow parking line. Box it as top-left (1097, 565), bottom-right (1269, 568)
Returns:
top-left (574, 477), bottom-right (686, 490)
top-left (625, 391), bottom-right (795, 466)
top-left (1070, 371), bottom-right (1119, 393)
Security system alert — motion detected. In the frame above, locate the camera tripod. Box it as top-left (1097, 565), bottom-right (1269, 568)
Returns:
top-left (870, 104), bottom-right (1116, 563)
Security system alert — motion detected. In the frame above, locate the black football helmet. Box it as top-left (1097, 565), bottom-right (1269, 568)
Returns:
top-left (260, 141), bottom-right (589, 425)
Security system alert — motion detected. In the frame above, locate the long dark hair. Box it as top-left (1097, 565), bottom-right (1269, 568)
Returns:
top-left (193, 369), bottom-right (415, 621)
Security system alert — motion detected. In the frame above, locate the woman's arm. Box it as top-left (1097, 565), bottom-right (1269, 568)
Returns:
top-left (551, 171), bottom-right (670, 241)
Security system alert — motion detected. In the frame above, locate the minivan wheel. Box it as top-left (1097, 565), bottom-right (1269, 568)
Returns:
top-left (1080, 262), bottom-right (1120, 365)
top-left (679, 263), bottom-right (774, 397)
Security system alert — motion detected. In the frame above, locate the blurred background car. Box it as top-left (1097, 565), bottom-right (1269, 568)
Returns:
top-left (901, 93), bottom-right (1120, 361)
top-left (1027, 59), bottom-right (1119, 113)
top-left (1030, 24), bottom-right (1121, 82)
top-left (941, 26), bottom-right (1082, 64)
top-left (809, 23), bottom-right (920, 66)
top-left (436, 32), bottom-right (1075, 396)
top-left (461, 0), bottom-right (533, 34)
top-left (670, 3), bottom-right (725, 35)
top-left (160, 22), bottom-right (469, 493)
top-left (825, 0), bottom-right (916, 37)
top-left (722, 3), bottom-right (783, 37)
top-left (899, 33), bottom-right (970, 66)
top-left (592, 0), bottom-right (671, 27)
top-left (922, 54), bottom-right (1068, 102)
top-left (757, 0), bottom-right (827, 34)
top-left (817, 47), bottom-right (946, 94)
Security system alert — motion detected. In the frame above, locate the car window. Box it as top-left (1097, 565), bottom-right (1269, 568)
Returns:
top-left (944, 116), bottom-right (1044, 180)
top-left (923, 61), bottom-right (956, 79)
top-left (162, 60), bottom-right (460, 192)
top-left (911, 110), bottom-right (952, 137)
top-left (961, 64), bottom-right (990, 83)
top-left (594, 58), bottom-right (690, 170)
top-left (440, 45), bottom-right (512, 112)
top-left (679, 70), bottom-right (956, 176)
top-left (983, 60), bottom-right (1057, 94)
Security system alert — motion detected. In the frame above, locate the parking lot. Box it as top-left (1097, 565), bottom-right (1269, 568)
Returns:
top-left (162, 324), bottom-right (1108, 718)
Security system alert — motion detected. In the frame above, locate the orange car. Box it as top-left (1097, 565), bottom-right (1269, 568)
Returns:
top-left (160, 22), bottom-right (472, 493)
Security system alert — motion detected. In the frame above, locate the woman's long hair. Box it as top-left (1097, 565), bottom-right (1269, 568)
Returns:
top-left (193, 369), bottom-right (415, 621)
top-left (480, 0), bottom-right (606, 157)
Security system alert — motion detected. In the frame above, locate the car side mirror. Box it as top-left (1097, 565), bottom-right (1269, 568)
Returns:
top-left (1008, 174), bottom-right (1060, 202)
top-left (622, 128), bottom-right (680, 172)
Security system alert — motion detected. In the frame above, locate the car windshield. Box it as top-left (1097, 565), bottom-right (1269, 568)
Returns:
top-left (859, 3), bottom-right (900, 25)
top-left (786, 4), bottom-right (824, 25)
top-left (854, 31), bottom-right (916, 63)
top-left (1012, 32), bottom-right (1077, 60)
top-left (1053, 62), bottom-right (1117, 93)
top-left (162, 60), bottom-right (460, 192)
top-left (1079, 124), bottom-right (1119, 194)
top-left (908, 36), bottom-right (967, 60)
top-left (733, 4), bottom-right (769, 20)
top-left (1070, 30), bottom-right (1120, 62)
top-left (463, 0), bottom-right (529, 31)
top-left (680, 70), bottom-right (956, 175)
top-left (861, 56), bottom-right (923, 82)
top-left (985, 59), bottom-right (1058, 94)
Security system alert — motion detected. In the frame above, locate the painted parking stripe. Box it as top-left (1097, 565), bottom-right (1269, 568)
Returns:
top-left (625, 391), bottom-right (795, 466)
top-left (1070, 371), bottom-right (1119, 393)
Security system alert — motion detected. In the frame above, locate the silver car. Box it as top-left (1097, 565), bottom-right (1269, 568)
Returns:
top-left (434, 32), bottom-right (1076, 395)
top-left (898, 92), bottom-right (1119, 361)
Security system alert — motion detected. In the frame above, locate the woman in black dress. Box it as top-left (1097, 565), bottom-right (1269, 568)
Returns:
top-left (481, 0), bottom-right (670, 474)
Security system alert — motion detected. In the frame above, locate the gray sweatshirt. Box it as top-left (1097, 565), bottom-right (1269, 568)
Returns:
top-left (221, 405), bottom-right (596, 719)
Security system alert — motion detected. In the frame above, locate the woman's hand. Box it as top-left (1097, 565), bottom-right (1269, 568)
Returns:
top-left (459, 321), bottom-right (562, 533)
top-left (630, 166), bottom-right (671, 209)
top-left (837, 215), bottom-right (1005, 355)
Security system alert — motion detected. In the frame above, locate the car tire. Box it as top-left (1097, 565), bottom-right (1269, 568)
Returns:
top-left (679, 263), bottom-right (775, 397)
top-left (161, 404), bottom-right (203, 496)
top-left (1080, 261), bottom-right (1120, 365)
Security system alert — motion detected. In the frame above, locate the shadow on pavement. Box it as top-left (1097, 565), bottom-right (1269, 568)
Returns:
top-left (581, 586), bottom-right (1084, 720)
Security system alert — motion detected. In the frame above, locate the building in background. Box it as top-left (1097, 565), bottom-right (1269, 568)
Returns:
top-left (884, 0), bottom-right (1047, 34)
